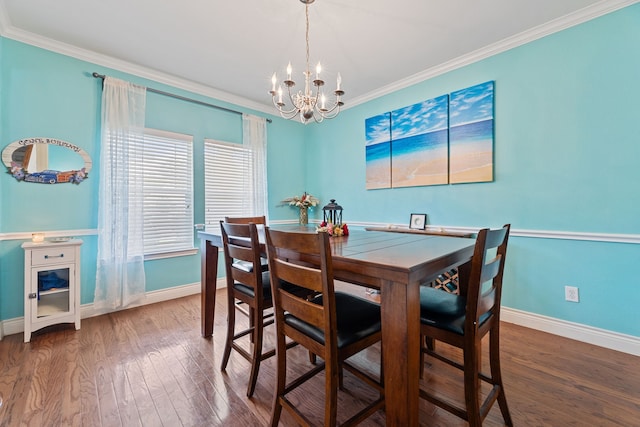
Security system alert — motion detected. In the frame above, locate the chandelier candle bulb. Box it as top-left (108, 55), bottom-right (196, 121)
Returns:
top-left (337, 73), bottom-right (342, 90)
top-left (287, 62), bottom-right (292, 80)
top-left (316, 62), bottom-right (321, 79)
top-left (271, 73), bottom-right (277, 92)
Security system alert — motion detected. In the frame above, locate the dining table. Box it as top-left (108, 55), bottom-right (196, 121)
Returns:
top-left (198, 225), bottom-right (475, 426)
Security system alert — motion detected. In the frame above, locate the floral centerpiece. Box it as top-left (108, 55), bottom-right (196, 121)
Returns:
top-left (281, 192), bottom-right (319, 225)
top-left (317, 221), bottom-right (349, 237)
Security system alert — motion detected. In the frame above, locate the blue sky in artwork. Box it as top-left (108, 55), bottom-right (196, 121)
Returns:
top-left (365, 113), bottom-right (391, 146)
top-left (391, 95), bottom-right (449, 140)
top-left (449, 81), bottom-right (494, 126)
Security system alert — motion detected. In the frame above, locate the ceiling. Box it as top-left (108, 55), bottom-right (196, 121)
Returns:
top-left (0, 0), bottom-right (633, 114)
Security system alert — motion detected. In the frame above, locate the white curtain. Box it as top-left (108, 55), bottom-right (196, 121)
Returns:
top-left (94, 77), bottom-right (147, 311)
top-left (242, 114), bottom-right (268, 219)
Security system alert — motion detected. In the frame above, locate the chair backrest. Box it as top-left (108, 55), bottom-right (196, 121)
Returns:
top-left (265, 228), bottom-right (338, 356)
top-left (224, 215), bottom-right (266, 225)
top-left (464, 224), bottom-right (510, 334)
top-left (220, 221), bottom-right (265, 298)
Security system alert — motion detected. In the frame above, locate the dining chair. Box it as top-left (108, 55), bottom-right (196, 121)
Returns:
top-left (265, 228), bottom-right (385, 426)
top-left (224, 215), bottom-right (268, 225)
top-left (219, 219), bottom-right (275, 398)
top-left (224, 216), bottom-right (269, 273)
top-left (418, 224), bottom-right (512, 427)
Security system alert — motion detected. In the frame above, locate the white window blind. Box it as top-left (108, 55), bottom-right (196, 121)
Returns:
top-left (204, 139), bottom-right (255, 226)
top-left (134, 128), bottom-right (194, 255)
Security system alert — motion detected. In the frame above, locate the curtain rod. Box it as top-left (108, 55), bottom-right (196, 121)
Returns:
top-left (91, 72), bottom-right (271, 123)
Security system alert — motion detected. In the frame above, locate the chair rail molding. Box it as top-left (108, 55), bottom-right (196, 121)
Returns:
top-left (343, 222), bottom-right (640, 245)
top-left (2, 225), bottom-right (639, 244)
top-left (0, 229), bottom-right (98, 241)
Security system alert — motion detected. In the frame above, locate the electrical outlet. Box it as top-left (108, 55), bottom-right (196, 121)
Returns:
top-left (565, 286), bottom-right (579, 302)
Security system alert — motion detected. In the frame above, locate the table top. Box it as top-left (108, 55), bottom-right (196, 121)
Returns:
top-left (364, 226), bottom-right (473, 238)
top-left (199, 225), bottom-right (475, 287)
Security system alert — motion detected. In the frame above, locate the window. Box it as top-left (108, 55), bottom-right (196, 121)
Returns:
top-left (204, 140), bottom-right (260, 226)
top-left (134, 128), bottom-right (194, 256)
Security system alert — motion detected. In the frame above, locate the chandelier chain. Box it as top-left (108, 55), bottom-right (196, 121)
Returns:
top-left (305, 2), bottom-right (310, 74)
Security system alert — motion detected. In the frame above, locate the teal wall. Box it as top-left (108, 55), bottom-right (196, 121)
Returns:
top-left (0, 38), bottom-right (306, 321)
top-left (303, 5), bottom-right (640, 336)
top-left (1, 4), bottom-right (639, 337)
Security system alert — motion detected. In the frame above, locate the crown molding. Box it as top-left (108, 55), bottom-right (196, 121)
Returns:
top-left (0, 26), bottom-right (274, 116)
top-left (1, 1), bottom-right (636, 114)
top-left (0, 1), bottom-right (9, 35)
top-left (348, 0), bottom-right (638, 108)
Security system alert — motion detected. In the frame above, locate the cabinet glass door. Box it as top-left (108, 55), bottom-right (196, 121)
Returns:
top-left (33, 265), bottom-right (73, 318)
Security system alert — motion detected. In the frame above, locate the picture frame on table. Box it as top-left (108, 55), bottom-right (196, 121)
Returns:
top-left (409, 213), bottom-right (427, 230)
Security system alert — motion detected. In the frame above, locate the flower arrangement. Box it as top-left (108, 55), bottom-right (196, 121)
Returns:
top-left (281, 192), bottom-right (320, 208)
top-left (281, 192), bottom-right (319, 225)
top-left (317, 221), bottom-right (349, 237)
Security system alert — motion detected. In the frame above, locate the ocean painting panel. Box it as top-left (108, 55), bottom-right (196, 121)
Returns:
top-left (365, 112), bottom-right (391, 189)
top-left (391, 95), bottom-right (449, 188)
top-left (449, 81), bottom-right (494, 184)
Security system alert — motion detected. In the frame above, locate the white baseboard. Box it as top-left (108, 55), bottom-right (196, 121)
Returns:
top-left (501, 307), bottom-right (640, 356)
top-left (0, 278), bottom-right (226, 339)
top-left (2, 280), bottom-right (637, 357)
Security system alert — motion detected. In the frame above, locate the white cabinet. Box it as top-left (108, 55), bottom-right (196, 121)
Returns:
top-left (22, 239), bottom-right (82, 342)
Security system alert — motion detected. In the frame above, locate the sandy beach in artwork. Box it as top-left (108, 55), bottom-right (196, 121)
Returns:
top-left (450, 139), bottom-right (493, 183)
top-left (366, 158), bottom-right (391, 189)
top-left (392, 149), bottom-right (448, 188)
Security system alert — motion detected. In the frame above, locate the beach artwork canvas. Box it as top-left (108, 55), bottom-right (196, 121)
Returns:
top-left (391, 95), bottom-right (449, 188)
top-left (449, 81), bottom-right (494, 184)
top-left (365, 112), bottom-right (392, 189)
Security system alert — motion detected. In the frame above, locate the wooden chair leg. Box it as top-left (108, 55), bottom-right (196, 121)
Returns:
top-left (249, 307), bottom-right (256, 343)
top-left (246, 307), bottom-right (264, 397)
top-left (420, 335), bottom-right (425, 379)
top-left (379, 343), bottom-right (384, 387)
top-left (270, 335), bottom-right (287, 427)
top-left (464, 345), bottom-right (482, 427)
top-left (490, 330), bottom-right (513, 426)
top-left (325, 359), bottom-right (339, 427)
top-left (220, 294), bottom-right (236, 371)
top-left (426, 336), bottom-right (436, 351)
top-left (420, 334), bottom-right (436, 379)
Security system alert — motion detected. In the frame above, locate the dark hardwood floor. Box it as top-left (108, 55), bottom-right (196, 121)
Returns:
top-left (1, 286), bottom-right (638, 426)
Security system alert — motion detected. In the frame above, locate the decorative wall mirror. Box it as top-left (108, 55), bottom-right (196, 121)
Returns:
top-left (2, 137), bottom-right (92, 184)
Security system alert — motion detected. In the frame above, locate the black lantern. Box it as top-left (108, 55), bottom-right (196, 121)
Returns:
top-left (322, 199), bottom-right (343, 225)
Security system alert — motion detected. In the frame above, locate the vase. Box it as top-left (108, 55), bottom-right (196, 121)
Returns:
top-left (299, 206), bottom-right (308, 225)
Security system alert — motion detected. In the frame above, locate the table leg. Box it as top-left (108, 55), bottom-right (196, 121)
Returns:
top-left (380, 279), bottom-right (421, 426)
top-left (201, 238), bottom-right (219, 337)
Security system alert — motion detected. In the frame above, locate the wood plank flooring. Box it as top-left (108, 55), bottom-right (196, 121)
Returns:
top-left (1, 287), bottom-right (639, 426)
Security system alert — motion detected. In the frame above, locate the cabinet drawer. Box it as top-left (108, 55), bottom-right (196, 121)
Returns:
top-left (32, 247), bottom-right (76, 265)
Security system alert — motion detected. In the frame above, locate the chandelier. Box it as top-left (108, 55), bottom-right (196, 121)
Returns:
top-left (269, 0), bottom-right (344, 124)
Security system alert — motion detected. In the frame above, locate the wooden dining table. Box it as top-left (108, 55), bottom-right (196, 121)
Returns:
top-left (198, 225), bottom-right (475, 426)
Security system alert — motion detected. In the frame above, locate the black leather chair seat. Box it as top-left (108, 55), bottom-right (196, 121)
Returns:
top-left (233, 271), bottom-right (271, 299)
top-left (234, 274), bottom-right (312, 302)
top-left (285, 292), bottom-right (381, 349)
top-left (232, 259), bottom-right (268, 273)
top-left (420, 286), bottom-right (489, 335)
